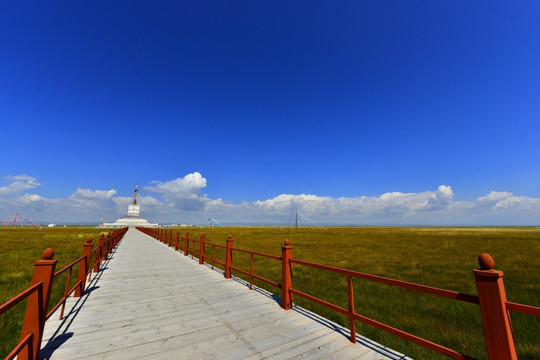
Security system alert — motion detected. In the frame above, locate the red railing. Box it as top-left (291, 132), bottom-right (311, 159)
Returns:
top-left (47, 255), bottom-right (87, 321)
top-left (288, 257), bottom-right (478, 359)
top-left (203, 239), bottom-right (227, 270)
top-left (0, 282), bottom-right (43, 360)
top-left (229, 246), bottom-right (281, 290)
top-left (0, 227), bottom-right (128, 360)
top-left (137, 228), bottom-right (281, 289)
top-left (137, 227), bottom-right (540, 360)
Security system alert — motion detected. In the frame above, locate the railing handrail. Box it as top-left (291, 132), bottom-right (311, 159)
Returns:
top-left (5, 333), bottom-right (34, 360)
top-left (0, 282), bottom-right (43, 317)
top-left (53, 255), bottom-right (86, 278)
top-left (205, 241), bottom-right (226, 249)
top-left (231, 247), bottom-right (281, 261)
top-left (506, 301), bottom-right (540, 317)
top-left (289, 258), bottom-right (479, 304)
top-left (287, 261), bottom-right (478, 359)
top-left (47, 252), bottom-right (90, 321)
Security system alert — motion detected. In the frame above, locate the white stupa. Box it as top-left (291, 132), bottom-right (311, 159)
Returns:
top-left (101, 184), bottom-right (157, 228)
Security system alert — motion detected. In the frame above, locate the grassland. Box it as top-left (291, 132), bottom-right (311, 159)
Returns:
top-left (1, 226), bottom-right (539, 359)
top-left (178, 226), bottom-right (540, 360)
top-left (0, 227), bottom-right (110, 358)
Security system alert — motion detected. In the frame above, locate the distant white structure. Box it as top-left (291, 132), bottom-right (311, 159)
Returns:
top-left (100, 184), bottom-right (158, 228)
top-left (47, 223), bottom-right (59, 227)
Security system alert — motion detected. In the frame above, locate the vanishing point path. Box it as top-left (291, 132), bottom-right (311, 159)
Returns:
top-left (40, 228), bottom-right (409, 360)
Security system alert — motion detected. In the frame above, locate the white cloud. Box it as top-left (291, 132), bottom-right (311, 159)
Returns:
top-left (493, 195), bottom-right (540, 212)
top-left (0, 174), bottom-right (41, 195)
top-left (19, 194), bottom-right (44, 203)
top-left (144, 172), bottom-right (210, 211)
top-left (477, 191), bottom-right (514, 203)
top-left (250, 185), bottom-right (455, 219)
top-left (1, 172), bottom-right (540, 225)
top-left (70, 188), bottom-right (117, 201)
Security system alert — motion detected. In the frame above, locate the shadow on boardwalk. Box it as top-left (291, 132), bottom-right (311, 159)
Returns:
top-left (40, 248), bottom-right (116, 359)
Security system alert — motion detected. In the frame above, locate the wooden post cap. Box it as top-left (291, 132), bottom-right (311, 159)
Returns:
top-left (228, 235), bottom-right (232, 240)
top-left (284, 239), bottom-right (290, 246)
top-left (86, 237), bottom-right (93, 243)
top-left (478, 253), bottom-right (495, 270)
top-left (42, 248), bottom-right (55, 260)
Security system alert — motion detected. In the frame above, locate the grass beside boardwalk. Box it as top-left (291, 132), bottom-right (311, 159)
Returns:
top-left (0, 227), bottom-right (108, 359)
top-left (177, 226), bottom-right (540, 360)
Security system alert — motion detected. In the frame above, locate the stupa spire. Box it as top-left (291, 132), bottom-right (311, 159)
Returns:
top-left (133, 183), bottom-right (139, 205)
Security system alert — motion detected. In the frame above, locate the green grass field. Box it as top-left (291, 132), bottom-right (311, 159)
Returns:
top-left (1, 226), bottom-right (539, 359)
top-left (0, 227), bottom-right (109, 358)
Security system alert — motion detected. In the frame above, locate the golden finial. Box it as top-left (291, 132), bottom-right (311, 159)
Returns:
top-left (133, 183), bottom-right (139, 205)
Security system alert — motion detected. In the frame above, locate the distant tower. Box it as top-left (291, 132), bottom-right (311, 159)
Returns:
top-left (99, 183), bottom-right (155, 227)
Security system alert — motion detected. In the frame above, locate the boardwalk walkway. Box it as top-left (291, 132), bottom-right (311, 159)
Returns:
top-left (40, 228), bottom-right (409, 359)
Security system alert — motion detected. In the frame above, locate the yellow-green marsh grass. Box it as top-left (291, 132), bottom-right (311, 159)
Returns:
top-left (0, 227), bottom-right (108, 358)
top-left (178, 226), bottom-right (540, 360)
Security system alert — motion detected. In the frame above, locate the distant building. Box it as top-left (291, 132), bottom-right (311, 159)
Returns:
top-left (100, 184), bottom-right (158, 228)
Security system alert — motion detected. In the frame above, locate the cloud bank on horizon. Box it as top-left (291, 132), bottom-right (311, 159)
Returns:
top-left (1, 172), bottom-right (539, 226)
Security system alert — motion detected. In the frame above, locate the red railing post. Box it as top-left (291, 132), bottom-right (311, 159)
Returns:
top-left (347, 274), bottom-right (356, 343)
top-left (175, 231), bottom-right (179, 251)
top-left (225, 235), bottom-right (233, 279)
top-left (101, 234), bottom-right (107, 261)
top-left (281, 239), bottom-right (293, 310)
top-left (184, 232), bottom-right (189, 256)
top-left (103, 234), bottom-right (107, 259)
top-left (473, 253), bottom-right (518, 360)
top-left (19, 248), bottom-right (57, 360)
top-left (199, 233), bottom-right (205, 264)
top-left (103, 233), bottom-right (108, 258)
top-left (168, 230), bottom-right (172, 247)
top-left (75, 237), bottom-right (93, 297)
top-left (95, 234), bottom-right (105, 272)
top-left (106, 232), bottom-right (112, 258)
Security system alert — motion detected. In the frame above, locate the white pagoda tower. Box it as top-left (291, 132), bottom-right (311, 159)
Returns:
top-left (101, 184), bottom-right (156, 228)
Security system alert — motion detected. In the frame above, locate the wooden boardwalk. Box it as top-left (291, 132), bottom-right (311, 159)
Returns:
top-left (40, 228), bottom-right (410, 360)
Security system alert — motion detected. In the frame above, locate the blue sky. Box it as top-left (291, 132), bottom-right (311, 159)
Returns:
top-left (1, 1), bottom-right (540, 225)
